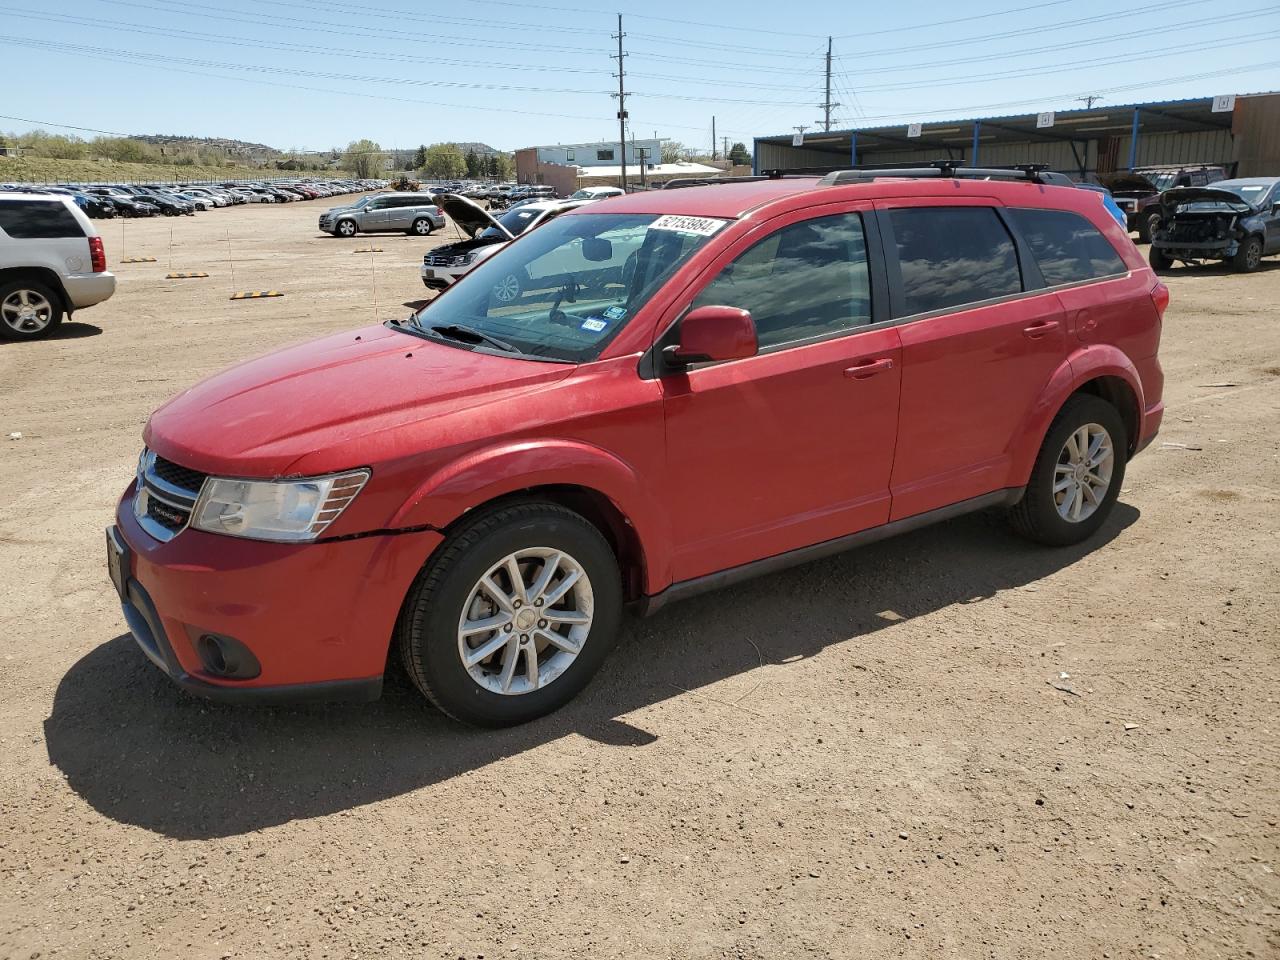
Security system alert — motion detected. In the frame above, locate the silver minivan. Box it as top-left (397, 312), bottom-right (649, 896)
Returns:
top-left (318, 193), bottom-right (446, 238)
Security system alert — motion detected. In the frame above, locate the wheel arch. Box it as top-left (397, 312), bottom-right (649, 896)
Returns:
top-left (0, 266), bottom-right (69, 313)
top-left (391, 440), bottom-right (670, 599)
top-left (1009, 351), bottom-right (1145, 485)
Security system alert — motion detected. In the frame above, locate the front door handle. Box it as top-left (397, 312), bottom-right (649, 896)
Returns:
top-left (844, 358), bottom-right (894, 380)
top-left (1022, 319), bottom-right (1061, 339)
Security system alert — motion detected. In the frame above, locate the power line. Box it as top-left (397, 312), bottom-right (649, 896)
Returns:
top-left (834, 0), bottom-right (1071, 38)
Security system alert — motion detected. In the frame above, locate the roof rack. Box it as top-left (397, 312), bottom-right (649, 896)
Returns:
top-left (808, 161), bottom-right (1055, 186)
top-left (653, 175), bottom-right (772, 190)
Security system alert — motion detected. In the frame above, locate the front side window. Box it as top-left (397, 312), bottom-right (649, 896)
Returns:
top-left (412, 213), bottom-right (721, 362)
top-left (692, 213), bottom-right (872, 349)
top-left (888, 207), bottom-right (1021, 316)
top-left (1007, 208), bottom-right (1127, 286)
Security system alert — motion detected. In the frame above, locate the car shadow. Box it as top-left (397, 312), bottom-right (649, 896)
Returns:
top-left (45, 504), bottom-right (1138, 839)
top-left (1, 322), bottom-right (103, 342)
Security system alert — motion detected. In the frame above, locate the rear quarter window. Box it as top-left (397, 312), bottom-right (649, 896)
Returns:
top-left (887, 206), bottom-right (1021, 316)
top-left (1006, 208), bottom-right (1127, 286)
top-left (0, 200), bottom-right (85, 239)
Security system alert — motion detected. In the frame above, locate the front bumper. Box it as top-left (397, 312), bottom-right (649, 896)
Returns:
top-left (1151, 238), bottom-right (1236, 258)
top-left (111, 492), bottom-right (443, 703)
top-left (420, 263), bottom-right (468, 288)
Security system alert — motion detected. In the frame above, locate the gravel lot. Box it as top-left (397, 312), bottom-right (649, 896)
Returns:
top-left (1, 194), bottom-right (1277, 960)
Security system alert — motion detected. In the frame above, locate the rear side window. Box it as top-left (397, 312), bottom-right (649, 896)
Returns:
top-left (0, 200), bottom-right (84, 239)
top-left (1007, 208), bottom-right (1127, 286)
top-left (693, 212), bottom-right (872, 349)
top-left (888, 207), bottom-right (1021, 316)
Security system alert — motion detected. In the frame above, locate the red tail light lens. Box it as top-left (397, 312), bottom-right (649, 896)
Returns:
top-left (434, 206), bottom-right (443, 217)
top-left (1151, 280), bottom-right (1170, 318)
top-left (88, 236), bottom-right (106, 273)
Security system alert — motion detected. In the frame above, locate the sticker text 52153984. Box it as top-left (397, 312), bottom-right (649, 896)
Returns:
top-left (650, 215), bottom-right (729, 237)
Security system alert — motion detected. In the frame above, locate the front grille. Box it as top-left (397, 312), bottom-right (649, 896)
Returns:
top-left (424, 252), bottom-right (469, 267)
top-left (146, 495), bottom-right (190, 531)
top-left (152, 455), bottom-right (207, 494)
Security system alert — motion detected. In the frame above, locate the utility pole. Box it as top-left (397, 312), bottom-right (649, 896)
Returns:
top-left (723, 136), bottom-right (730, 163)
top-left (1076, 95), bottom-right (1103, 109)
top-left (612, 14), bottom-right (627, 190)
top-left (711, 116), bottom-right (717, 160)
top-left (817, 36), bottom-right (840, 132)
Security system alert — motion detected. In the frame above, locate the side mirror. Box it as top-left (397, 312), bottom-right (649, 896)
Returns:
top-left (665, 305), bottom-right (757, 367)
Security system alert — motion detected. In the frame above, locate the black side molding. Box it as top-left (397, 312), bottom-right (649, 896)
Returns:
top-left (634, 488), bottom-right (1023, 617)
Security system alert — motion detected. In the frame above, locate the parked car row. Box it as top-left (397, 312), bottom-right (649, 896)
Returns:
top-left (0, 178), bottom-right (387, 220)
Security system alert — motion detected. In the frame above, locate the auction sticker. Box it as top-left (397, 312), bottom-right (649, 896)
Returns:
top-left (581, 317), bottom-right (609, 332)
top-left (651, 215), bottom-right (728, 237)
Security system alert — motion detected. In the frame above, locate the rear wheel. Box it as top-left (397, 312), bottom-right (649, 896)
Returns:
top-left (1233, 235), bottom-right (1263, 273)
top-left (1009, 394), bottom-right (1127, 547)
top-left (0, 280), bottom-right (63, 341)
top-left (397, 502), bottom-right (622, 727)
top-left (409, 217), bottom-right (434, 236)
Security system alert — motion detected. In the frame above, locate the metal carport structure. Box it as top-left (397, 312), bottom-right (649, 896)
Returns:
top-left (753, 92), bottom-right (1280, 179)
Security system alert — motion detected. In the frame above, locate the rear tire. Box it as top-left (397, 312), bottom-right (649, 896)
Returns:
top-left (0, 279), bottom-right (64, 341)
top-left (1233, 235), bottom-right (1263, 273)
top-left (1008, 394), bottom-right (1127, 547)
top-left (409, 217), bottom-right (433, 236)
top-left (397, 502), bottom-right (622, 727)
top-left (1149, 247), bottom-right (1174, 272)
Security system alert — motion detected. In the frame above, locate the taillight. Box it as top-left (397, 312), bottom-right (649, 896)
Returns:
top-left (434, 206), bottom-right (443, 217)
top-left (1151, 280), bottom-right (1170, 318)
top-left (88, 236), bottom-right (106, 273)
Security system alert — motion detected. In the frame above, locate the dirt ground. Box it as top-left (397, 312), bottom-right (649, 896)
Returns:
top-left (1, 195), bottom-right (1277, 960)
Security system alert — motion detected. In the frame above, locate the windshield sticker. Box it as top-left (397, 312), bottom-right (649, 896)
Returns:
top-left (651, 215), bottom-right (729, 237)
top-left (603, 305), bottom-right (627, 321)
top-left (581, 317), bottom-right (609, 333)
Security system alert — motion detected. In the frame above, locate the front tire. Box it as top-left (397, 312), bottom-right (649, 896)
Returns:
top-left (336, 219), bottom-right (358, 238)
top-left (1149, 247), bottom-right (1174, 272)
top-left (1233, 235), bottom-right (1263, 273)
top-left (397, 502), bottom-right (622, 727)
top-left (0, 280), bottom-right (64, 341)
top-left (1009, 394), bottom-right (1127, 547)
top-left (409, 217), bottom-right (433, 236)
top-left (1138, 210), bottom-right (1161, 244)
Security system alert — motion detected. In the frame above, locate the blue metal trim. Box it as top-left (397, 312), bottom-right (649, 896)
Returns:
top-left (971, 121), bottom-right (982, 166)
top-left (1128, 108), bottom-right (1141, 170)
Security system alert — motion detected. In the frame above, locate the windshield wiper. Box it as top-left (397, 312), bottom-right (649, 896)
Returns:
top-left (430, 323), bottom-right (522, 355)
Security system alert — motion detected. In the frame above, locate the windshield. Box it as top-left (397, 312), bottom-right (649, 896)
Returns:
top-left (1216, 183), bottom-right (1271, 205)
top-left (479, 206), bottom-right (544, 239)
top-left (412, 212), bottom-right (725, 363)
top-left (1150, 173), bottom-right (1178, 191)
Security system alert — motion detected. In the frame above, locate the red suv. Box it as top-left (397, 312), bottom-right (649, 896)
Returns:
top-left (107, 168), bottom-right (1166, 726)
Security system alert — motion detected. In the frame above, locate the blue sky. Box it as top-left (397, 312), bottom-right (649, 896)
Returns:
top-left (3, 0), bottom-right (1278, 153)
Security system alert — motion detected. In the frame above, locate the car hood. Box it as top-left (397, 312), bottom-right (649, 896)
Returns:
top-left (438, 193), bottom-right (511, 240)
top-left (1098, 172), bottom-right (1157, 195)
top-left (1160, 187), bottom-right (1255, 211)
top-left (143, 323), bottom-right (575, 478)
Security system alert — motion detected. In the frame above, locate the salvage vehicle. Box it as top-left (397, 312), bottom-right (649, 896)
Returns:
top-left (0, 193), bottom-right (116, 340)
top-left (319, 193), bottom-right (445, 237)
top-left (420, 195), bottom-right (591, 295)
top-left (1101, 166), bottom-right (1227, 241)
top-left (109, 167), bottom-right (1166, 726)
top-left (1149, 177), bottom-right (1280, 272)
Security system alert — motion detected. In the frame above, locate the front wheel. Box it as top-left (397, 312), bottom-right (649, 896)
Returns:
top-left (397, 502), bottom-right (622, 727)
top-left (1233, 235), bottom-right (1263, 273)
top-left (336, 219), bottom-right (357, 238)
top-left (1138, 210), bottom-right (1161, 244)
top-left (491, 270), bottom-right (523, 304)
top-left (1008, 394), bottom-right (1127, 547)
top-left (1149, 247), bottom-right (1174, 272)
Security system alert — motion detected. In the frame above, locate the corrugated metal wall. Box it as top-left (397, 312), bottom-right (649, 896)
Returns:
top-left (1234, 95), bottom-right (1280, 176)
top-left (1123, 129), bottom-right (1234, 169)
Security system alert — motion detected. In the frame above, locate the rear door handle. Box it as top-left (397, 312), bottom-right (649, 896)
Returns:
top-left (844, 358), bottom-right (894, 379)
top-left (1022, 320), bottom-right (1061, 339)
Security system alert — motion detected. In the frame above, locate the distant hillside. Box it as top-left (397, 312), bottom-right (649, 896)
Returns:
top-left (455, 142), bottom-right (502, 157)
top-left (130, 134), bottom-right (282, 160)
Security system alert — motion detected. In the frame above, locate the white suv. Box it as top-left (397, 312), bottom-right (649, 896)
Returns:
top-left (0, 193), bottom-right (117, 340)
top-left (420, 195), bottom-right (592, 299)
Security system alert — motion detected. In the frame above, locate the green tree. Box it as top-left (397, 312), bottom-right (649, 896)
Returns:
top-left (422, 142), bottom-right (467, 179)
top-left (465, 148), bottom-right (482, 178)
top-left (412, 143), bottom-right (428, 169)
top-left (342, 139), bottom-right (383, 178)
top-left (728, 141), bottom-right (751, 166)
top-left (495, 153), bottom-right (515, 180)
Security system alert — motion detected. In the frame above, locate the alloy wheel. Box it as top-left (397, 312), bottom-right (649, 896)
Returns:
top-left (492, 273), bottom-right (521, 303)
top-left (456, 548), bottom-right (594, 696)
top-left (1, 289), bottom-right (54, 335)
top-left (1054, 422), bottom-right (1114, 523)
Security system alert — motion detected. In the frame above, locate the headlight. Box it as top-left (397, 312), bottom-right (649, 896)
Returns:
top-left (190, 470), bottom-right (369, 542)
